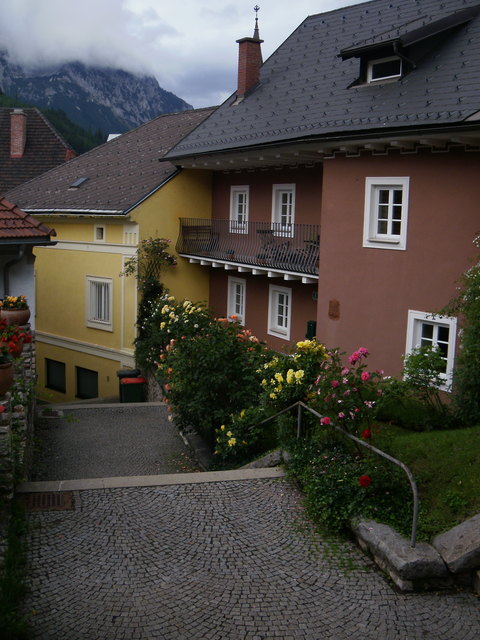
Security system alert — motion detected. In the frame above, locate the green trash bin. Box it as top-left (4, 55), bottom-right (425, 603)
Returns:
top-left (120, 377), bottom-right (146, 403)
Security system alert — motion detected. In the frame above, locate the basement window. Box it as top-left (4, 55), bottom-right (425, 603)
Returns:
top-left (367, 56), bottom-right (402, 83)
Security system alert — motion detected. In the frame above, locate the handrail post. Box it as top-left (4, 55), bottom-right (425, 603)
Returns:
top-left (255, 400), bottom-right (420, 547)
top-left (296, 402), bottom-right (303, 439)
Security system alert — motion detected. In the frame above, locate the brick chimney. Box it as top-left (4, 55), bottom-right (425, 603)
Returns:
top-left (236, 9), bottom-right (263, 98)
top-left (10, 109), bottom-right (27, 158)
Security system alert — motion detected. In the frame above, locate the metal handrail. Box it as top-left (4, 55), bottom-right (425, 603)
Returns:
top-left (258, 400), bottom-right (419, 547)
top-left (176, 218), bottom-right (320, 276)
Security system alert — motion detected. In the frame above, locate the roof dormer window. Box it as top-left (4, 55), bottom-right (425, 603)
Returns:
top-left (367, 56), bottom-right (402, 83)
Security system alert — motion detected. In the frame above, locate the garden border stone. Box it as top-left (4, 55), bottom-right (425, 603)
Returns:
top-left (351, 518), bottom-right (480, 593)
top-left (352, 519), bottom-right (449, 591)
top-left (432, 514), bottom-right (480, 573)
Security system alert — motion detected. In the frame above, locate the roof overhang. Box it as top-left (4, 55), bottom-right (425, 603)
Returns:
top-left (340, 5), bottom-right (480, 59)
top-left (23, 209), bottom-right (126, 217)
top-left (169, 123), bottom-right (480, 171)
top-left (0, 238), bottom-right (56, 246)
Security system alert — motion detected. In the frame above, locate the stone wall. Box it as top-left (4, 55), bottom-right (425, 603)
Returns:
top-left (0, 337), bottom-right (36, 574)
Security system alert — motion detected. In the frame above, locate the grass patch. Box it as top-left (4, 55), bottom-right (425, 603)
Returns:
top-left (0, 498), bottom-right (30, 640)
top-left (374, 424), bottom-right (480, 539)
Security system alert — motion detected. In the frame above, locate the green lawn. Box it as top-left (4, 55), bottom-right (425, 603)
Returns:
top-left (374, 425), bottom-right (480, 539)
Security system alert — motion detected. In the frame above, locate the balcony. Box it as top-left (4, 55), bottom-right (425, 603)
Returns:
top-left (176, 219), bottom-right (319, 282)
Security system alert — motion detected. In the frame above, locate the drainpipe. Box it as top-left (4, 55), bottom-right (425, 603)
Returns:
top-left (3, 244), bottom-right (26, 296)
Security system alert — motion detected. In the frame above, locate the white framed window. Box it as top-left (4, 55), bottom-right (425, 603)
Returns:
top-left (230, 186), bottom-right (249, 233)
top-left (94, 224), bottom-right (105, 242)
top-left (363, 177), bottom-right (409, 250)
top-left (272, 184), bottom-right (295, 237)
top-left (367, 56), bottom-right (402, 83)
top-left (227, 277), bottom-right (246, 324)
top-left (405, 310), bottom-right (457, 390)
top-left (86, 276), bottom-right (113, 331)
top-left (268, 285), bottom-right (291, 340)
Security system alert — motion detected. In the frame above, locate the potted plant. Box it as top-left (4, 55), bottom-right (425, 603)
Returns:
top-left (0, 344), bottom-right (14, 396)
top-left (0, 295), bottom-right (30, 325)
top-left (0, 319), bottom-right (32, 358)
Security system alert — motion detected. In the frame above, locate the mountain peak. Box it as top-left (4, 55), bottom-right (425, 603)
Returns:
top-left (0, 52), bottom-right (192, 136)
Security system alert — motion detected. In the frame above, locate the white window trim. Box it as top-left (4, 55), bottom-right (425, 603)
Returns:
top-left (363, 177), bottom-right (409, 250)
top-left (94, 224), bottom-right (106, 242)
top-left (405, 310), bottom-right (457, 391)
top-left (227, 276), bottom-right (246, 324)
top-left (229, 186), bottom-right (249, 234)
top-left (86, 276), bottom-right (113, 331)
top-left (272, 184), bottom-right (295, 237)
top-left (367, 56), bottom-right (402, 83)
top-left (268, 284), bottom-right (292, 340)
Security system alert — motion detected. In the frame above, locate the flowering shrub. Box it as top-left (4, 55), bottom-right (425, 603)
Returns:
top-left (307, 347), bottom-right (383, 438)
top-left (258, 339), bottom-right (327, 407)
top-left (135, 294), bottom-right (212, 369)
top-left (287, 440), bottom-right (412, 535)
top-left (0, 296), bottom-right (28, 310)
top-left (0, 320), bottom-right (32, 357)
top-left (155, 306), bottom-right (269, 445)
top-left (214, 406), bottom-right (272, 464)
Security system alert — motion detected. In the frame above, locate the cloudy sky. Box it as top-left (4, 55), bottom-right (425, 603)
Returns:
top-left (0, 0), bottom-right (365, 107)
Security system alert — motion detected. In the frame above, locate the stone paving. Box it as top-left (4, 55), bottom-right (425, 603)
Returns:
top-left (20, 405), bottom-right (480, 639)
top-left (32, 405), bottom-right (199, 480)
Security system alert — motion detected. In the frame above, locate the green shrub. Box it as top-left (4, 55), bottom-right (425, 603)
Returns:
top-left (287, 439), bottom-right (413, 536)
top-left (214, 405), bottom-right (276, 465)
top-left (375, 347), bottom-right (455, 431)
top-left (157, 310), bottom-right (269, 446)
top-left (441, 256), bottom-right (480, 425)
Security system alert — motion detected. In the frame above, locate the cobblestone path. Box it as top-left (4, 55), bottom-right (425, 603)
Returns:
top-left (22, 477), bottom-right (480, 640)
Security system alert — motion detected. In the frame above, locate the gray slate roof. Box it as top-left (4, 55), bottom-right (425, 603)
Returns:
top-left (5, 107), bottom-right (215, 214)
top-left (166, 0), bottom-right (480, 160)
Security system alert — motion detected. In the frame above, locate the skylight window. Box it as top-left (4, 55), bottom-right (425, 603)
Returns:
top-left (367, 56), bottom-right (402, 83)
top-left (69, 177), bottom-right (89, 189)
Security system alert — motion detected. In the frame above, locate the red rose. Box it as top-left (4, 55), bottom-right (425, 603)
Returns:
top-left (359, 474), bottom-right (372, 487)
top-left (361, 429), bottom-right (372, 440)
top-left (320, 416), bottom-right (331, 425)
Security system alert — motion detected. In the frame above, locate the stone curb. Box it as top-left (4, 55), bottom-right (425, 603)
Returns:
top-left (351, 518), bottom-right (480, 593)
top-left (15, 467), bottom-right (286, 493)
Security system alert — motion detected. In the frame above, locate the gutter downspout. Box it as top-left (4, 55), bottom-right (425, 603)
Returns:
top-left (3, 244), bottom-right (26, 296)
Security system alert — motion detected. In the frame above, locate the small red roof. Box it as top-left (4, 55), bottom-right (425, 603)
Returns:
top-left (0, 197), bottom-right (55, 243)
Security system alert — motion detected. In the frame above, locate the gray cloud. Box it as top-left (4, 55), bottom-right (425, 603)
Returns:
top-left (0, 0), bottom-right (364, 107)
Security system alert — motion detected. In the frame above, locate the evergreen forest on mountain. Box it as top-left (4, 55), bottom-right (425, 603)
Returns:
top-left (0, 91), bottom-right (105, 154)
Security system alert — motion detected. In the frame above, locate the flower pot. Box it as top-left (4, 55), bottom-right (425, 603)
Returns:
top-left (0, 361), bottom-right (14, 396)
top-left (0, 308), bottom-right (30, 325)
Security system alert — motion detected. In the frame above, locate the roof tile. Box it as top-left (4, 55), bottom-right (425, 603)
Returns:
top-left (5, 107), bottom-right (216, 213)
top-left (165, 0), bottom-right (480, 160)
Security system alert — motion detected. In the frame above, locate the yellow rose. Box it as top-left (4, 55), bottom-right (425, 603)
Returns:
top-left (220, 425), bottom-right (225, 431)
top-left (227, 438), bottom-right (237, 447)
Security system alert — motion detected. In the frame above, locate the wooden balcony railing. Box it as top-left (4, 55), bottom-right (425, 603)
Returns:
top-left (176, 218), bottom-right (319, 276)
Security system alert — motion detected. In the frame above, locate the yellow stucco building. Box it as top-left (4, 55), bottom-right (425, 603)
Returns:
top-left (6, 108), bottom-right (214, 401)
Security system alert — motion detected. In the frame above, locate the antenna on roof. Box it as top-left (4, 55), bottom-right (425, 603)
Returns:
top-left (253, 5), bottom-right (260, 39)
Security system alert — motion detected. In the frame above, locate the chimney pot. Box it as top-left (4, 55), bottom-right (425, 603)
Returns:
top-left (10, 109), bottom-right (27, 159)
